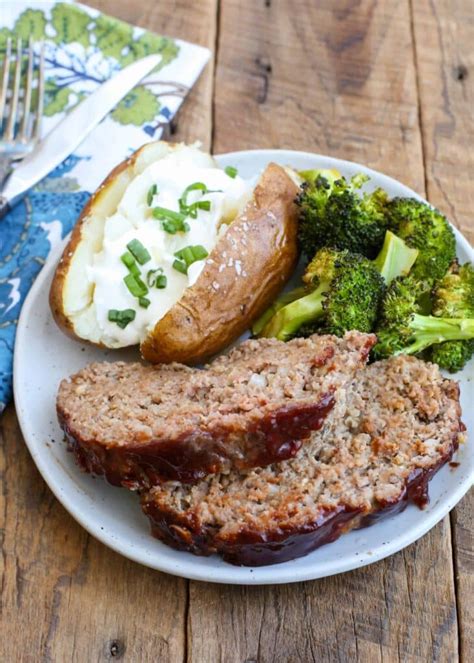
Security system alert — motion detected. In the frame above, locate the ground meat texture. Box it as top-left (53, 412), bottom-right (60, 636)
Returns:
top-left (141, 356), bottom-right (463, 566)
top-left (57, 331), bottom-right (375, 487)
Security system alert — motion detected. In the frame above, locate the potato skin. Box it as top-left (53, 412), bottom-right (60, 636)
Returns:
top-left (140, 163), bottom-right (299, 364)
top-left (49, 146), bottom-right (299, 362)
top-left (49, 148), bottom-right (143, 342)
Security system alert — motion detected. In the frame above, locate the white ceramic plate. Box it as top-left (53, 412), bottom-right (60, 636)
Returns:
top-left (14, 150), bottom-right (474, 585)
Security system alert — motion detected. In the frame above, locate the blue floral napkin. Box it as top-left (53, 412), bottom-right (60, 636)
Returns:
top-left (0, 1), bottom-right (210, 410)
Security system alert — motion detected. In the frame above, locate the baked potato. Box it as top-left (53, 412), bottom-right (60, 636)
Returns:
top-left (49, 141), bottom-right (299, 364)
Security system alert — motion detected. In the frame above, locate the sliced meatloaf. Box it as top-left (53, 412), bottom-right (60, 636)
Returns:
top-left (57, 331), bottom-right (375, 487)
top-left (141, 356), bottom-right (464, 566)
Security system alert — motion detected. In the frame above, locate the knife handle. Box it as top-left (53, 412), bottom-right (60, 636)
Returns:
top-left (0, 196), bottom-right (11, 220)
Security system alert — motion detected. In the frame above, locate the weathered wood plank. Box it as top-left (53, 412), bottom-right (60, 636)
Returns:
top-left (187, 1), bottom-right (459, 660)
top-left (411, 1), bottom-right (474, 660)
top-left (411, 0), bottom-right (474, 243)
top-left (213, 0), bottom-right (425, 192)
top-left (92, 0), bottom-right (216, 149)
top-left (0, 405), bottom-right (187, 662)
top-left (189, 527), bottom-right (458, 663)
top-left (0, 1), bottom-right (216, 661)
top-left (451, 492), bottom-right (474, 663)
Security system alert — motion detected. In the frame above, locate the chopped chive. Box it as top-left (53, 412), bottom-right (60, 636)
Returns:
top-left (225, 165), bottom-right (238, 178)
top-left (116, 317), bottom-right (133, 329)
top-left (147, 268), bottom-right (168, 289)
top-left (179, 182), bottom-right (222, 217)
top-left (191, 245), bottom-right (209, 260)
top-left (127, 239), bottom-right (151, 265)
top-left (153, 206), bottom-right (189, 233)
top-left (153, 206), bottom-right (187, 222)
top-left (174, 245), bottom-right (209, 264)
top-left (121, 251), bottom-right (141, 277)
top-left (182, 246), bottom-right (195, 265)
top-left (146, 268), bottom-right (162, 287)
top-left (161, 219), bottom-right (178, 234)
top-left (123, 273), bottom-right (148, 297)
top-left (179, 182), bottom-right (207, 211)
top-left (160, 218), bottom-right (189, 234)
top-left (173, 249), bottom-right (186, 262)
top-left (173, 259), bottom-right (188, 274)
top-left (121, 252), bottom-right (135, 270)
top-left (187, 199), bottom-right (212, 217)
top-left (173, 245), bottom-right (209, 274)
top-left (108, 308), bottom-right (136, 329)
top-left (163, 218), bottom-right (190, 234)
top-left (156, 274), bottom-right (167, 288)
top-left (147, 184), bottom-right (158, 206)
top-left (139, 296), bottom-right (151, 308)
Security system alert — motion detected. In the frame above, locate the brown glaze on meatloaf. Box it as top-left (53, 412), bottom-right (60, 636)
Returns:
top-left (141, 356), bottom-right (463, 566)
top-left (57, 331), bottom-right (375, 487)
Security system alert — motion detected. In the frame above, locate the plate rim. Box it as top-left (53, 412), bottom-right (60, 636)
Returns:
top-left (13, 148), bottom-right (474, 585)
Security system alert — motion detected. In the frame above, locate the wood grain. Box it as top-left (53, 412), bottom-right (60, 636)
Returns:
top-left (411, 0), bottom-right (474, 243)
top-left (1, 0), bottom-right (472, 661)
top-left (188, 531), bottom-right (458, 662)
top-left (213, 0), bottom-right (425, 191)
top-left (1, 405), bottom-right (186, 662)
top-left (411, 1), bottom-right (474, 660)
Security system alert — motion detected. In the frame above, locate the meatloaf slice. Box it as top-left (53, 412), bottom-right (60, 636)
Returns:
top-left (57, 331), bottom-right (374, 487)
top-left (141, 356), bottom-right (464, 566)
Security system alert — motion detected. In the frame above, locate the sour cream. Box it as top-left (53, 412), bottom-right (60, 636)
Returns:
top-left (87, 151), bottom-right (252, 346)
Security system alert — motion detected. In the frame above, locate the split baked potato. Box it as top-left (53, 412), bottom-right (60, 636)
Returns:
top-left (49, 141), bottom-right (299, 364)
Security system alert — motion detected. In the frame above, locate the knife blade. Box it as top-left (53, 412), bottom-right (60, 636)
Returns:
top-left (0, 54), bottom-right (162, 217)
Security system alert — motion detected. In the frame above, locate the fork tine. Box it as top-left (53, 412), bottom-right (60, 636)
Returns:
top-left (0, 38), bottom-right (12, 134)
top-left (5, 38), bottom-right (22, 141)
top-left (33, 42), bottom-right (44, 142)
top-left (19, 38), bottom-right (34, 141)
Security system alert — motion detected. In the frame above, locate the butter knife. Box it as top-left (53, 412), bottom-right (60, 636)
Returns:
top-left (0, 54), bottom-right (162, 218)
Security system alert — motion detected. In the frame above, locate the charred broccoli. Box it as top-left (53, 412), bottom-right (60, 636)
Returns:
top-left (257, 248), bottom-right (384, 341)
top-left (373, 274), bottom-right (474, 360)
top-left (296, 173), bottom-right (389, 259)
top-left (429, 261), bottom-right (474, 372)
top-left (387, 198), bottom-right (456, 287)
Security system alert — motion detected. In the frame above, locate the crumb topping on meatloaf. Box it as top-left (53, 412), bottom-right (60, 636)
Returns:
top-left (141, 355), bottom-right (463, 565)
top-left (57, 331), bottom-right (375, 483)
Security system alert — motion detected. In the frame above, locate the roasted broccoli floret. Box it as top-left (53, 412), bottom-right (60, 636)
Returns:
top-left (257, 248), bottom-right (384, 341)
top-left (431, 261), bottom-right (474, 318)
top-left (373, 274), bottom-right (474, 360)
top-left (298, 168), bottom-right (341, 186)
top-left (251, 287), bottom-right (307, 336)
top-left (296, 173), bottom-right (389, 259)
top-left (429, 261), bottom-right (474, 372)
top-left (387, 198), bottom-right (456, 287)
top-left (430, 340), bottom-right (474, 373)
top-left (373, 230), bottom-right (419, 285)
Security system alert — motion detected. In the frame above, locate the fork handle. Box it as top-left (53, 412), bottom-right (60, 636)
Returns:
top-left (0, 196), bottom-right (11, 220)
top-left (0, 156), bottom-right (13, 218)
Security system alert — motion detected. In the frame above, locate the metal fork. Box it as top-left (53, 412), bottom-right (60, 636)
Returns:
top-left (0, 38), bottom-right (45, 185)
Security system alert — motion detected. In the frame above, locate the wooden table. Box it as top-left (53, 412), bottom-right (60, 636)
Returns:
top-left (1, 1), bottom-right (472, 660)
